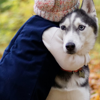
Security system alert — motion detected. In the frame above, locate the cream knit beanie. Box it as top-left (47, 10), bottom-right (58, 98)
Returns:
top-left (34, 0), bottom-right (80, 22)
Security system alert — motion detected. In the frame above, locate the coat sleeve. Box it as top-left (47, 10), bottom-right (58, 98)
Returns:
top-left (42, 27), bottom-right (90, 71)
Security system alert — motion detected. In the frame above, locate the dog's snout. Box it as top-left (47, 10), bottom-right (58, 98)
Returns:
top-left (66, 42), bottom-right (75, 52)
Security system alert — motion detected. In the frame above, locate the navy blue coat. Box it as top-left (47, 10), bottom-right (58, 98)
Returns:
top-left (0, 15), bottom-right (61, 100)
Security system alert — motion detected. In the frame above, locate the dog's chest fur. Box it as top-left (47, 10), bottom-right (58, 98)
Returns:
top-left (46, 66), bottom-right (90, 100)
top-left (46, 87), bottom-right (90, 100)
top-left (54, 66), bottom-right (89, 89)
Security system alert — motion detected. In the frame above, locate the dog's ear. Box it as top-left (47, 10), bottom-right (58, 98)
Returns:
top-left (81, 0), bottom-right (96, 17)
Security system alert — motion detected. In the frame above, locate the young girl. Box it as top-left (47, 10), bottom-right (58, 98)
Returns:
top-left (0, 0), bottom-right (90, 100)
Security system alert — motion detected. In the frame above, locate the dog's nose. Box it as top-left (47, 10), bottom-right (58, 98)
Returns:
top-left (66, 42), bottom-right (75, 52)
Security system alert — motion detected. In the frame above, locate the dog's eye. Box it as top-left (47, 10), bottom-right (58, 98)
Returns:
top-left (78, 25), bottom-right (85, 31)
top-left (61, 25), bottom-right (66, 30)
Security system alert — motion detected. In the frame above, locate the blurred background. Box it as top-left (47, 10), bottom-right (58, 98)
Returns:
top-left (0, 0), bottom-right (100, 100)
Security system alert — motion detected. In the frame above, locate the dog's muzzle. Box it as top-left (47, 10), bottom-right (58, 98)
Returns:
top-left (66, 42), bottom-right (75, 54)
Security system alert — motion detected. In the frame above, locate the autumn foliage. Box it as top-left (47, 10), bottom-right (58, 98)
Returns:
top-left (89, 43), bottom-right (100, 100)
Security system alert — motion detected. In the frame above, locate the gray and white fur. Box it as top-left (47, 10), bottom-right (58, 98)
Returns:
top-left (46, 0), bottom-right (98, 100)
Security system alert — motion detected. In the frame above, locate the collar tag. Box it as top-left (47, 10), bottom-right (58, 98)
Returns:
top-left (78, 70), bottom-right (85, 78)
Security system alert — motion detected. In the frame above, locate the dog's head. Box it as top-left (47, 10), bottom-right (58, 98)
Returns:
top-left (60, 0), bottom-right (98, 55)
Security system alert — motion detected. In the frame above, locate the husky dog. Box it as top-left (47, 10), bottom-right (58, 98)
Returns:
top-left (46, 0), bottom-right (98, 100)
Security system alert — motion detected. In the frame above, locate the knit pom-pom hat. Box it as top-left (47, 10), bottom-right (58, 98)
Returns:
top-left (34, 0), bottom-right (80, 22)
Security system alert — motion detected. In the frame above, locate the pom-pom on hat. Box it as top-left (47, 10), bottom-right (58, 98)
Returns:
top-left (34, 0), bottom-right (80, 22)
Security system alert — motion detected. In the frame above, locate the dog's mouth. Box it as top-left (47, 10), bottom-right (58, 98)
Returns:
top-left (66, 51), bottom-right (76, 54)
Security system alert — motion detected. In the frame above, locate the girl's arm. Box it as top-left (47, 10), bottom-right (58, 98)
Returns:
top-left (42, 27), bottom-right (90, 71)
